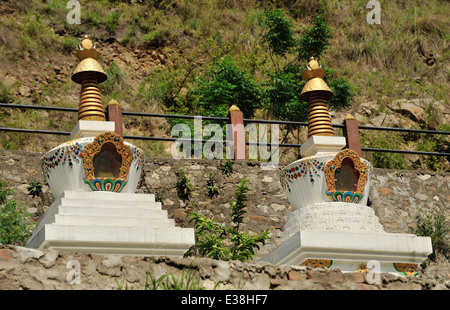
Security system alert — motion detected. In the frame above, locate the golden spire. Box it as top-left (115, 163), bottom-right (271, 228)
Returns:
top-left (300, 57), bottom-right (335, 138)
top-left (71, 35), bottom-right (108, 121)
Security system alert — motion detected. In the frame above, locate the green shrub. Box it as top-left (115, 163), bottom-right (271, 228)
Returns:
top-left (27, 180), bottom-right (43, 199)
top-left (206, 174), bottom-right (219, 198)
top-left (144, 265), bottom-right (206, 290)
top-left (361, 131), bottom-right (407, 169)
top-left (219, 159), bottom-right (234, 176)
top-left (413, 207), bottom-right (449, 258)
top-left (185, 178), bottom-right (269, 262)
top-left (175, 169), bottom-right (193, 202)
top-left (259, 8), bottom-right (297, 57)
top-left (191, 56), bottom-right (261, 118)
top-left (0, 181), bottom-right (33, 246)
top-left (0, 81), bottom-right (14, 103)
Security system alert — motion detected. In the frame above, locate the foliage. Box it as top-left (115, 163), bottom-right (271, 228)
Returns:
top-left (259, 9), bottom-right (297, 57)
top-left (259, 11), bottom-right (353, 124)
top-left (413, 207), bottom-right (449, 259)
top-left (0, 81), bottom-right (14, 103)
top-left (262, 68), bottom-right (308, 122)
top-left (27, 179), bottom-right (43, 199)
top-left (191, 56), bottom-right (261, 118)
top-left (206, 174), bottom-right (219, 198)
top-left (0, 181), bottom-right (33, 246)
top-left (219, 159), bottom-right (234, 176)
top-left (100, 62), bottom-right (126, 94)
top-left (360, 131), bottom-right (407, 170)
top-left (297, 15), bottom-right (333, 62)
top-left (185, 178), bottom-right (270, 262)
top-left (144, 265), bottom-right (207, 290)
top-left (175, 168), bottom-right (193, 202)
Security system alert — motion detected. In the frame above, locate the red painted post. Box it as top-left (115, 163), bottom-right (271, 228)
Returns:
top-left (228, 105), bottom-right (247, 160)
top-left (343, 114), bottom-right (362, 157)
top-left (106, 99), bottom-right (123, 137)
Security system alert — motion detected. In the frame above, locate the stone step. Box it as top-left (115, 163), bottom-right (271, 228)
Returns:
top-left (60, 190), bottom-right (155, 202)
top-left (53, 214), bottom-right (175, 227)
top-left (60, 198), bottom-right (162, 209)
top-left (26, 224), bottom-right (195, 256)
top-left (58, 206), bottom-right (168, 218)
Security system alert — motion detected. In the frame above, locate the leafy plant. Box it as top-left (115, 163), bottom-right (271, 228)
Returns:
top-left (297, 15), bottom-right (333, 62)
top-left (191, 56), bottom-right (261, 118)
top-left (360, 131), bottom-right (407, 169)
top-left (185, 178), bottom-right (269, 262)
top-left (219, 159), bottom-right (234, 176)
top-left (0, 181), bottom-right (33, 246)
top-left (259, 8), bottom-right (297, 57)
top-left (27, 179), bottom-right (43, 199)
top-left (413, 207), bottom-right (449, 259)
top-left (175, 169), bottom-right (193, 202)
top-left (0, 81), bottom-right (14, 103)
top-left (144, 265), bottom-right (207, 290)
top-left (206, 174), bottom-right (219, 198)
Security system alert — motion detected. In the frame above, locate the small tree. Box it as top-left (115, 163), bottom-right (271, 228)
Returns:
top-left (191, 56), bottom-right (261, 118)
top-left (259, 10), bottom-right (354, 124)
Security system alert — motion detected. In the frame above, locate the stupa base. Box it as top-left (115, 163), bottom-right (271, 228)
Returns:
top-left (26, 191), bottom-right (194, 257)
top-left (261, 230), bottom-right (432, 276)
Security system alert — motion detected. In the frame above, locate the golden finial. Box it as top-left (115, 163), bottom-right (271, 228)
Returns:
top-left (71, 35), bottom-right (107, 121)
top-left (228, 105), bottom-right (241, 112)
top-left (300, 57), bottom-right (335, 138)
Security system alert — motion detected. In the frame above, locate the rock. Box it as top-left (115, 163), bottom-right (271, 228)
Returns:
top-left (389, 99), bottom-right (426, 124)
top-left (18, 85), bottom-right (31, 97)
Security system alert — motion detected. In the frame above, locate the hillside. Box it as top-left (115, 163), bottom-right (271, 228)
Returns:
top-left (0, 0), bottom-right (449, 170)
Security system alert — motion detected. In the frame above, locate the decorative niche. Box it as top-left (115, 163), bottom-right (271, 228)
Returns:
top-left (325, 149), bottom-right (369, 203)
top-left (82, 132), bottom-right (133, 192)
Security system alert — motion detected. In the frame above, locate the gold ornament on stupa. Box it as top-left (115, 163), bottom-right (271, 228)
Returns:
top-left (300, 57), bottom-right (335, 138)
top-left (71, 35), bottom-right (108, 121)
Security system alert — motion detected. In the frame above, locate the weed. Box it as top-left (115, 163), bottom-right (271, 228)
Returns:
top-left (219, 160), bottom-right (234, 176)
top-left (145, 265), bottom-right (207, 290)
top-left (175, 169), bottom-right (193, 202)
top-left (27, 180), bottom-right (43, 199)
top-left (413, 207), bottom-right (449, 259)
top-left (185, 178), bottom-right (269, 262)
top-left (206, 174), bottom-right (219, 198)
top-left (0, 181), bottom-right (33, 246)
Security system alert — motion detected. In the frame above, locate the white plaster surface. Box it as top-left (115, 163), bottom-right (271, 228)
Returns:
top-left (26, 191), bottom-right (195, 256)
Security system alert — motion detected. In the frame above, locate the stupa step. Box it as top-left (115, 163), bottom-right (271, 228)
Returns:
top-left (26, 224), bottom-right (195, 256)
top-left (53, 214), bottom-right (175, 227)
top-left (261, 230), bottom-right (433, 274)
top-left (60, 198), bottom-right (162, 209)
top-left (58, 206), bottom-right (168, 218)
top-left (60, 191), bottom-right (156, 202)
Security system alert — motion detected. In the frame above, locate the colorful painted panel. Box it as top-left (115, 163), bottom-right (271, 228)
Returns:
top-left (84, 178), bottom-right (127, 192)
top-left (300, 259), bottom-right (333, 268)
top-left (393, 263), bottom-right (419, 277)
top-left (280, 158), bottom-right (326, 193)
top-left (42, 140), bottom-right (86, 179)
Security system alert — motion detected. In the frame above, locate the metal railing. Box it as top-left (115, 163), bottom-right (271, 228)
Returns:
top-left (0, 103), bottom-right (449, 157)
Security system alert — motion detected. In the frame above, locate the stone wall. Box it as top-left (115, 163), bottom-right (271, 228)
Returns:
top-left (0, 150), bottom-right (449, 289)
top-left (0, 244), bottom-right (448, 290)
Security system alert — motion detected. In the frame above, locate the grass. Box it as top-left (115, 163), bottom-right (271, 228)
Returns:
top-left (0, 0), bottom-right (447, 168)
